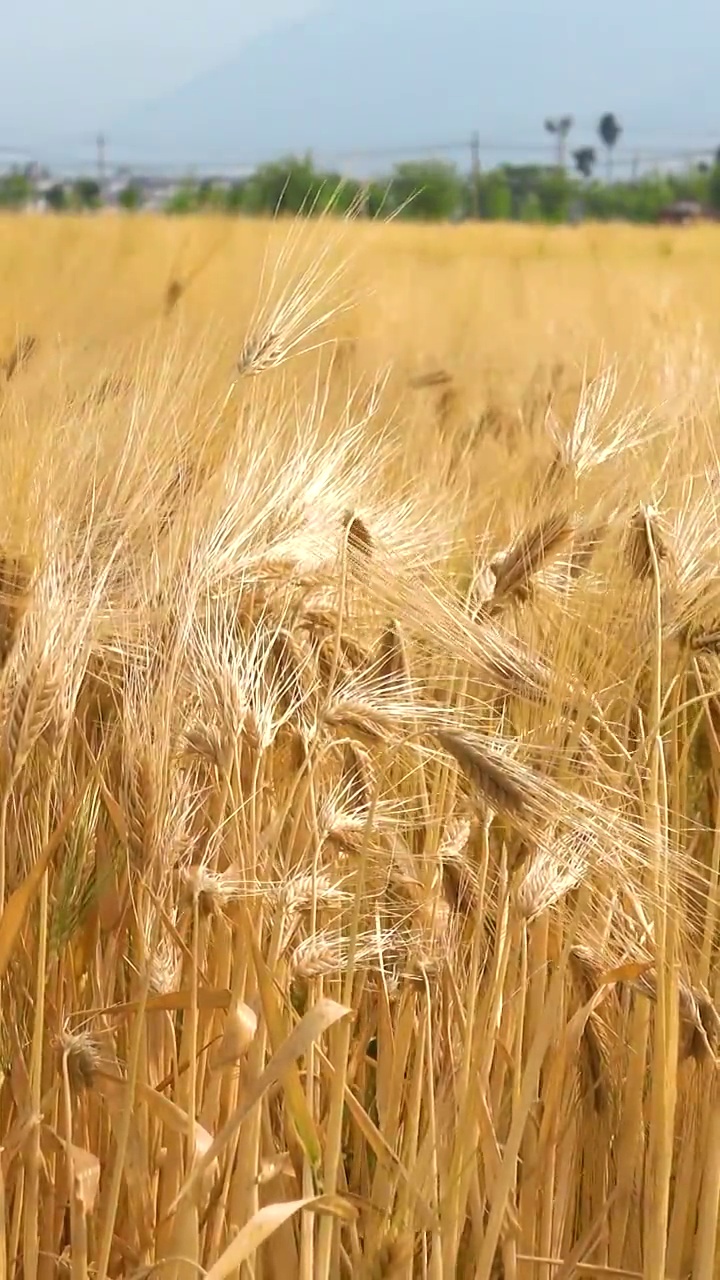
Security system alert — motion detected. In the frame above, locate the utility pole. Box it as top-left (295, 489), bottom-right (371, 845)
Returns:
top-left (470, 130), bottom-right (481, 218)
top-left (96, 132), bottom-right (106, 189)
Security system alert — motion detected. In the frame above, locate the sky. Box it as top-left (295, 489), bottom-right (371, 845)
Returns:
top-left (3, 0), bottom-right (720, 171)
top-left (1, 0), bottom-right (323, 155)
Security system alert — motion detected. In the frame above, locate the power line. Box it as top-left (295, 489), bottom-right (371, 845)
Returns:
top-left (3, 130), bottom-right (720, 180)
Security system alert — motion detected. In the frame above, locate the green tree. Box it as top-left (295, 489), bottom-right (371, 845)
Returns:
top-left (240, 154), bottom-right (332, 215)
top-left (44, 183), bottom-right (67, 212)
top-left (387, 160), bottom-right (464, 220)
top-left (598, 113), bottom-right (622, 181)
top-left (535, 169), bottom-right (573, 222)
top-left (501, 164), bottom-right (551, 215)
top-left (165, 183), bottom-right (201, 214)
top-left (667, 167), bottom-right (707, 204)
top-left (319, 175), bottom-right (364, 214)
top-left (192, 179), bottom-right (229, 212)
top-left (364, 181), bottom-right (391, 219)
top-left (480, 170), bottom-right (512, 219)
top-left (518, 191), bottom-right (543, 222)
top-left (224, 180), bottom-right (248, 212)
top-left (72, 178), bottom-right (101, 209)
top-left (117, 183), bottom-right (143, 211)
top-left (573, 147), bottom-right (597, 180)
top-left (630, 176), bottom-right (674, 221)
top-left (0, 170), bottom-right (32, 209)
top-left (582, 174), bottom-right (673, 222)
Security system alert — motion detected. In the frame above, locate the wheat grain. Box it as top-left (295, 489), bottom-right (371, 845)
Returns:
top-left (0, 214), bottom-right (717, 1280)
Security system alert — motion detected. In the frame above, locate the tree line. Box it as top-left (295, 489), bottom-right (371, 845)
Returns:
top-left (3, 110), bottom-right (720, 223)
top-left (154, 151), bottom-right (720, 223)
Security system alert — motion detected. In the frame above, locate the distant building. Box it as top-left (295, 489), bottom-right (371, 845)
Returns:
top-left (135, 175), bottom-right (182, 206)
top-left (656, 200), bottom-right (705, 225)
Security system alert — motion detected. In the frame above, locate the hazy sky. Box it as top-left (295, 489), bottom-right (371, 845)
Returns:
top-left (4, 0), bottom-right (720, 167)
top-left (2, 0), bottom-right (323, 152)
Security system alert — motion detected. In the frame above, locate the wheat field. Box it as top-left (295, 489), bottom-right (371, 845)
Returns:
top-left (0, 212), bottom-right (719, 1280)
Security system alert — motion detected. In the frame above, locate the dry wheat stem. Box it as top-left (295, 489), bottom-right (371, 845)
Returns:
top-left (0, 216), bottom-right (716, 1280)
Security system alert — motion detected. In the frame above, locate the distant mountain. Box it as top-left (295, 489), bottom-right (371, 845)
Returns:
top-left (111, 0), bottom-right (720, 171)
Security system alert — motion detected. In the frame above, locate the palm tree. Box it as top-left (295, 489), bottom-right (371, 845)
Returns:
top-left (573, 146), bottom-right (597, 180)
top-left (598, 113), bottom-right (622, 182)
top-left (544, 116), bottom-right (574, 171)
